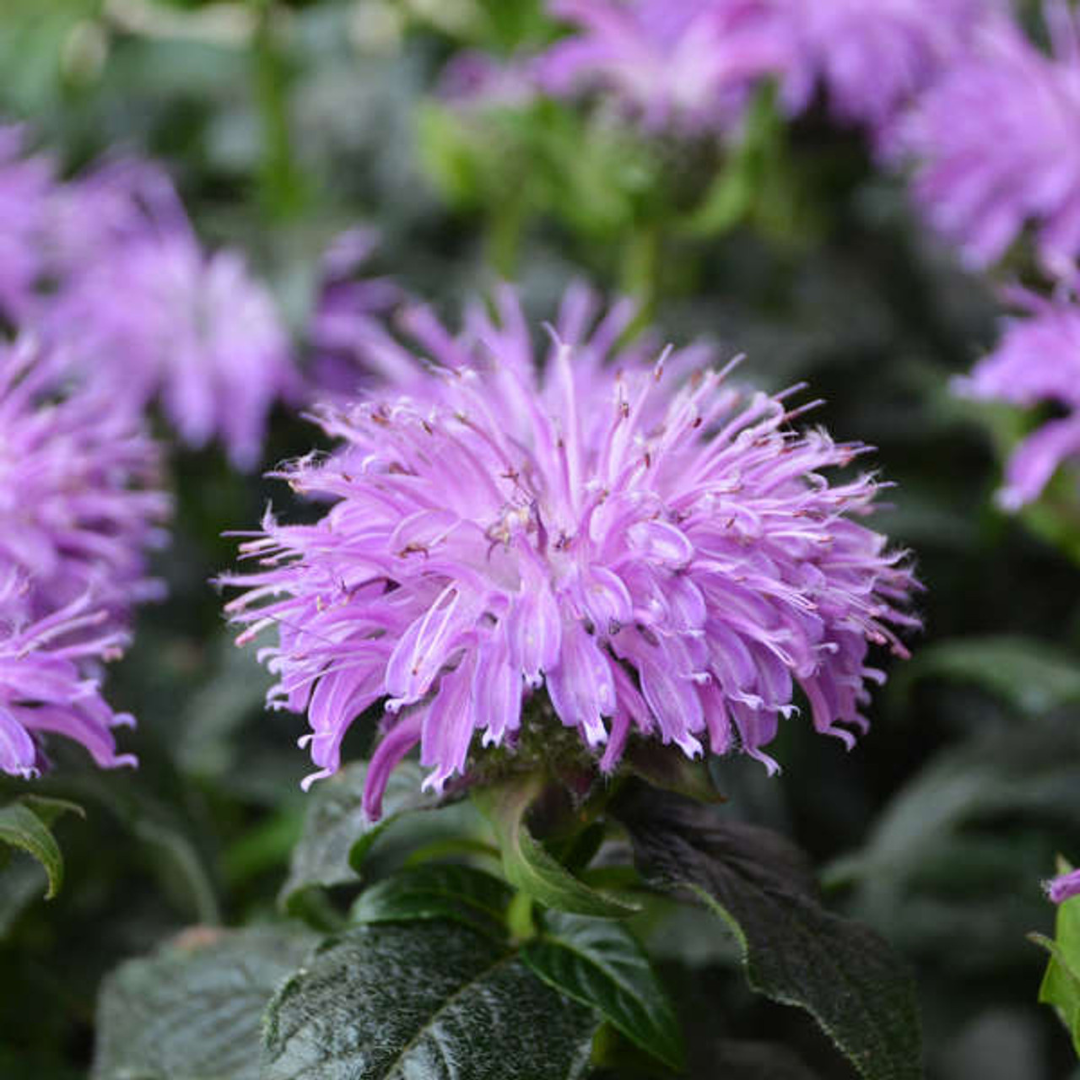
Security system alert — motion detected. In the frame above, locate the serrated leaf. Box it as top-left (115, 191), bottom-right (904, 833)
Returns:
top-left (93, 925), bottom-right (317, 1080)
top-left (262, 920), bottom-right (599, 1080)
top-left (350, 863), bottom-right (513, 937)
top-left (899, 636), bottom-right (1080, 717)
top-left (614, 784), bottom-right (921, 1080)
top-left (1033, 887), bottom-right (1080, 1055)
top-left (0, 800), bottom-right (76, 900)
top-left (280, 761), bottom-right (436, 914)
top-left (522, 911), bottom-right (684, 1071)
top-left (474, 777), bottom-right (639, 919)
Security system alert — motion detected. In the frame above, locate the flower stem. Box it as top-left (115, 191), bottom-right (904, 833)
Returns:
top-left (251, 0), bottom-right (307, 221)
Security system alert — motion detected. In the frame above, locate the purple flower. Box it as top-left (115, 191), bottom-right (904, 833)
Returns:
top-left (223, 284), bottom-right (917, 818)
top-left (779, 0), bottom-right (998, 132)
top-left (1046, 866), bottom-right (1080, 904)
top-left (537, 0), bottom-right (789, 133)
top-left (900, 3), bottom-right (1080, 274)
top-left (0, 338), bottom-right (170, 625)
top-left (0, 572), bottom-right (137, 779)
top-left (47, 162), bottom-right (299, 469)
top-left (44, 156), bottom-right (182, 279)
top-left (0, 126), bottom-right (53, 320)
top-left (954, 286), bottom-right (1080, 510)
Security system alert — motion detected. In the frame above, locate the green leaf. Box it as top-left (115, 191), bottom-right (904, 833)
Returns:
top-left (263, 920), bottom-right (599, 1079)
top-left (898, 636), bottom-right (1080, 717)
top-left (474, 776), bottom-right (639, 919)
top-left (0, 858), bottom-right (48, 937)
top-left (0, 797), bottom-right (82, 900)
top-left (17, 794), bottom-right (85, 827)
top-left (350, 863), bottom-right (513, 938)
top-left (522, 911), bottom-right (684, 1071)
top-left (624, 742), bottom-right (726, 805)
top-left (93, 925), bottom-right (317, 1080)
top-left (280, 761), bottom-right (436, 914)
top-left (1032, 884), bottom-right (1080, 1055)
top-left (615, 783), bottom-right (922, 1080)
top-left (827, 718), bottom-right (1080, 895)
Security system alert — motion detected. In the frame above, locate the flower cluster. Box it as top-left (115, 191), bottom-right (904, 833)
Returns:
top-left (955, 287), bottom-right (1080, 510)
top-left (0, 338), bottom-right (170, 625)
top-left (0, 337), bottom-right (170, 777)
top-left (536, 0), bottom-right (789, 134)
top-left (531, 0), bottom-right (993, 137)
top-left (901, 4), bottom-right (1080, 274)
top-left (0, 139), bottom-right (298, 468)
top-left (224, 285), bottom-right (916, 817)
top-left (778, 0), bottom-right (997, 132)
top-left (0, 125), bottom-right (301, 779)
top-left (0, 573), bottom-right (138, 779)
top-left (44, 161), bottom-right (298, 469)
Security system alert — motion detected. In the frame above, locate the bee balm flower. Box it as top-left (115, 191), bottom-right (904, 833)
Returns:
top-left (223, 286), bottom-right (916, 817)
top-left (901, 4), bottom-right (1080, 274)
top-left (0, 338), bottom-right (170, 626)
top-left (537, 0), bottom-right (789, 134)
top-left (0, 574), bottom-right (137, 778)
top-left (47, 163), bottom-right (299, 469)
top-left (778, 0), bottom-right (998, 132)
top-left (954, 287), bottom-right (1080, 510)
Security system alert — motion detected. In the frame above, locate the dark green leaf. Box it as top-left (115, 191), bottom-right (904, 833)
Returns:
top-left (624, 742), bottom-right (726, 805)
top-left (93, 925), bottom-right (317, 1080)
top-left (898, 636), bottom-right (1080, 717)
top-left (350, 863), bottom-right (513, 937)
top-left (17, 795), bottom-right (85, 827)
top-left (176, 633), bottom-right (276, 780)
top-left (474, 777), bottom-right (639, 919)
top-left (827, 719), bottom-right (1080, 893)
top-left (615, 784), bottom-right (922, 1080)
top-left (522, 911), bottom-right (684, 1071)
top-left (280, 761), bottom-right (436, 914)
top-left (263, 920), bottom-right (599, 1079)
top-left (0, 797), bottom-right (81, 900)
top-left (0, 858), bottom-right (48, 937)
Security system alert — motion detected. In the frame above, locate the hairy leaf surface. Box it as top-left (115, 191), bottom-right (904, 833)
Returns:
top-left (263, 919), bottom-right (599, 1079)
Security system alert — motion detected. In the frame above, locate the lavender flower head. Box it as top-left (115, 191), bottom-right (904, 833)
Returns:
top-left (224, 284), bottom-right (916, 818)
top-left (0, 338), bottom-right (170, 625)
top-left (954, 287), bottom-right (1080, 510)
top-left (1046, 866), bottom-right (1080, 904)
top-left (779, 0), bottom-right (997, 131)
top-left (0, 126), bottom-right (53, 321)
top-left (0, 572), bottom-right (136, 779)
top-left (537, 0), bottom-right (790, 133)
top-left (900, 2), bottom-right (1080, 274)
top-left (49, 162), bottom-right (299, 469)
